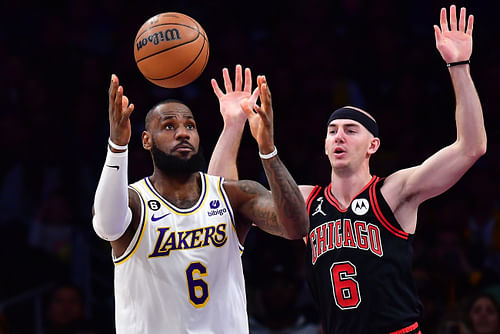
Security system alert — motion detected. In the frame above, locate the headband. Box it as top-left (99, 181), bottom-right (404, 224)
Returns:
top-left (327, 107), bottom-right (379, 137)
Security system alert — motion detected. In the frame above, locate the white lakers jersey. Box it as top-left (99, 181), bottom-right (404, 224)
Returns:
top-left (113, 173), bottom-right (248, 333)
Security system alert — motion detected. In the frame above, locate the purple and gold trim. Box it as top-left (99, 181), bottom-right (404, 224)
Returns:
top-left (114, 186), bottom-right (148, 265)
top-left (143, 172), bottom-right (208, 215)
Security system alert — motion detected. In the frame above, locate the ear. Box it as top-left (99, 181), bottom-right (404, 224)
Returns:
top-left (324, 137), bottom-right (328, 155)
top-left (142, 130), bottom-right (152, 150)
top-left (368, 137), bottom-right (380, 154)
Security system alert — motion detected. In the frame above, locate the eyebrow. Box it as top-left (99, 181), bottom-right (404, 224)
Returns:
top-left (328, 122), bottom-right (360, 128)
top-left (160, 114), bottom-right (194, 121)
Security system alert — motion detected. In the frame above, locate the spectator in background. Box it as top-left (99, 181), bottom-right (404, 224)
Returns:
top-left (464, 293), bottom-right (500, 334)
top-left (29, 189), bottom-right (74, 264)
top-left (44, 283), bottom-right (101, 334)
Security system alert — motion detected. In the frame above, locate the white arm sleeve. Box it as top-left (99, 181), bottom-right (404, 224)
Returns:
top-left (92, 147), bottom-right (133, 241)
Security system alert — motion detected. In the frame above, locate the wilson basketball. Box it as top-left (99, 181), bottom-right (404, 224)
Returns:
top-left (134, 12), bottom-right (209, 88)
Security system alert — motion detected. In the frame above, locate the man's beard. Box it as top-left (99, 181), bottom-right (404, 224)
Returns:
top-left (151, 140), bottom-right (206, 176)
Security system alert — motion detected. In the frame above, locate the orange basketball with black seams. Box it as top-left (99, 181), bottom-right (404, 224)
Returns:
top-left (134, 12), bottom-right (209, 88)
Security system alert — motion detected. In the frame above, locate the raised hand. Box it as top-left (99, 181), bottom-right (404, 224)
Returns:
top-left (241, 75), bottom-right (275, 154)
top-left (108, 74), bottom-right (134, 148)
top-left (211, 65), bottom-right (259, 126)
top-left (434, 5), bottom-right (473, 63)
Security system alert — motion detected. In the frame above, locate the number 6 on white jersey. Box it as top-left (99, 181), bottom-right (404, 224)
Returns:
top-left (186, 262), bottom-right (209, 308)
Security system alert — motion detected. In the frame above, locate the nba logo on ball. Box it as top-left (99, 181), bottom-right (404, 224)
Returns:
top-left (134, 12), bottom-right (210, 88)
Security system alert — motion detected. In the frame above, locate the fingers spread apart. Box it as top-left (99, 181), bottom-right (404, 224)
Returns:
top-left (439, 5), bottom-right (473, 35)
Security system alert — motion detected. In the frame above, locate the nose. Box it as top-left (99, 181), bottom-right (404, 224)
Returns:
top-left (175, 125), bottom-right (190, 140)
top-left (334, 128), bottom-right (345, 143)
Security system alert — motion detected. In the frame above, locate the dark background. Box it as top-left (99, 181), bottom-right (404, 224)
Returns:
top-left (0, 0), bottom-right (499, 333)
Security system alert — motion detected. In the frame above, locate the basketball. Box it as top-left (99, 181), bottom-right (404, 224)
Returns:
top-left (134, 12), bottom-right (209, 88)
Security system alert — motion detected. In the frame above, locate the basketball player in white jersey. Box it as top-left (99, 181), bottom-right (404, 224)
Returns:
top-left (92, 66), bottom-right (309, 333)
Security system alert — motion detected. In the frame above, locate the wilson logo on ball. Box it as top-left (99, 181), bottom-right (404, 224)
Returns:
top-left (134, 12), bottom-right (210, 89)
top-left (136, 29), bottom-right (182, 51)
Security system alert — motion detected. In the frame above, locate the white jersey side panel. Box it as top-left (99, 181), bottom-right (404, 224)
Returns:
top-left (113, 173), bottom-right (248, 334)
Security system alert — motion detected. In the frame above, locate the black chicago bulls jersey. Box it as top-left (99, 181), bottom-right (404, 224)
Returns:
top-left (305, 176), bottom-right (422, 334)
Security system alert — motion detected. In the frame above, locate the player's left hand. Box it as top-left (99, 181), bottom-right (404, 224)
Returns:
top-left (241, 75), bottom-right (275, 154)
top-left (434, 5), bottom-right (473, 63)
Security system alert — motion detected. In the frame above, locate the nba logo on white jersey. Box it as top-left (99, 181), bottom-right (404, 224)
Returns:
top-left (351, 198), bottom-right (369, 215)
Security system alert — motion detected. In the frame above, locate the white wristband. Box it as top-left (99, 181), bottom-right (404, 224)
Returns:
top-left (108, 138), bottom-right (128, 151)
top-left (259, 146), bottom-right (278, 159)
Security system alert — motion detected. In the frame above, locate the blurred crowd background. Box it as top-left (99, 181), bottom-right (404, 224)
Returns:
top-left (1, 0), bottom-right (499, 333)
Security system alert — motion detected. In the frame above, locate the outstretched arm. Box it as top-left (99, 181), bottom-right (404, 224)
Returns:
top-left (383, 5), bottom-right (487, 233)
top-left (208, 65), bottom-right (258, 179)
top-left (92, 74), bottom-right (141, 257)
top-left (227, 76), bottom-right (308, 239)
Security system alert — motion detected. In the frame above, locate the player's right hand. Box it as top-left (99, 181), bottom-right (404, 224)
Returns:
top-left (433, 5), bottom-right (473, 64)
top-left (241, 75), bottom-right (275, 154)
top-left (108, 74), bottom-right (134, 148)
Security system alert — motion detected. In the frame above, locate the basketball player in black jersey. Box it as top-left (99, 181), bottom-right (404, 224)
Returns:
top-left (208, 5), bottom-right (486, 334)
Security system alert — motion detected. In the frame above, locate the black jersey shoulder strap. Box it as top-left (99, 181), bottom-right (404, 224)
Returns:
top-left (369, 177), bottom-right (410, 240)
top-left (306, 186), bottom-right (322, 215)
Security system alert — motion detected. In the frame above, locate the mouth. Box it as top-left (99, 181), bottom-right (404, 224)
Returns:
top-left (333, 147), bottom-right (346, 157)
top-left (173, 142), bottom-right (195, 153)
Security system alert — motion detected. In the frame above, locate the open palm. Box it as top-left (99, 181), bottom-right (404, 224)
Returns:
top-left (212, 65), bottom-right (259, 125)
top-left (434, 5), bottom-right (473, 63)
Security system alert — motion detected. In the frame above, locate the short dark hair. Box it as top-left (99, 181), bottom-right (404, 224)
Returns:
top-left (145, 99), bottom-right (188, 131)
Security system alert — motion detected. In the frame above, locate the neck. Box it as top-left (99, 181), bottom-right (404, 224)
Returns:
top-left (150, 170), bottom-right (201, 209)
top-left (330, 166), bottom-right (373, 209)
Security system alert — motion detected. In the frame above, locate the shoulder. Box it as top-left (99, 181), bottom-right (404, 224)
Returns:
top-left (127, 179), bottom-right (146, 210)
top-left (299, 185), bottom-right (316, 201)
top-left (129, 177), bottom-right (146, 188)
top-left (128, 187), bottom-right (142, 208)
top-left (203, 173), bottom-right (222, 183)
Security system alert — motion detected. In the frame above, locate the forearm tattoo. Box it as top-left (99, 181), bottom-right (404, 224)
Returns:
top-left (263, 157), bottom-right (305, 221)
top-left (237, 180), bottom-right (278, 229)
top-left (236, 157), bottom-right (306, 237)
